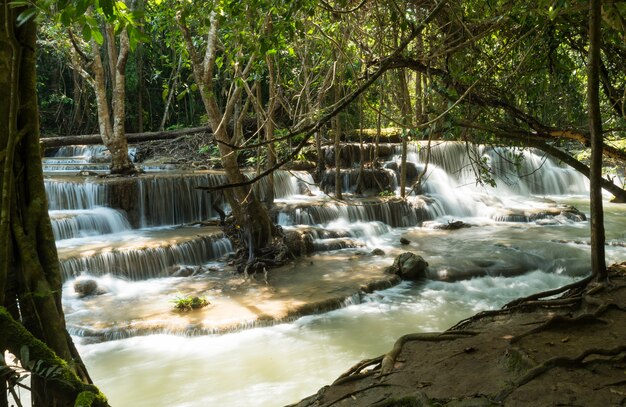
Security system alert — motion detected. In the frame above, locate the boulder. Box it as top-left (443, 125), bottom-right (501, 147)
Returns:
top-left (371, 248), bottom-right (385, 256)
top-left (74, 279), bottom-right (100, 298)
top-left (400, 237), bottom-right (411, 245)
top-left (386, 252), bottom-right (428, 280)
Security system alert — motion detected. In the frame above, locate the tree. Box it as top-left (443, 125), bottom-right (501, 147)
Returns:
top-left (62, 0), bottom-right (141, 174)
top-left (588, 0), bottom-right (607, 280)
top-left (0, 1), bottom-right (109, 405)
top-left (175, 2), bottom-right (290, 272)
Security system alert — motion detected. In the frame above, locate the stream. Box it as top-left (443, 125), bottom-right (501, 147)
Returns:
top-left (39, 142), bottom-right (626, 406)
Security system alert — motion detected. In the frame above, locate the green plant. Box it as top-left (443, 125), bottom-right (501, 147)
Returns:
top-left (171, 295), bottom-right (210, 311)
top-left (379, 190), bottom-right (395, 197)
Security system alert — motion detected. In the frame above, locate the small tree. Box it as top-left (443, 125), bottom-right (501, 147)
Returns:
top-left (587, 0), bottom-right (607, 280)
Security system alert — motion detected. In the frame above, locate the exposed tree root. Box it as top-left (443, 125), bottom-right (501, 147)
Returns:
top-left (331, 331), bottom-right (479, 388)
top-left (333, 356), bottom-right (383, 385)
top-left (326, 384), bottom-right (399, 407)
top-left (380, 331), bottom-right (478, 374)
top-left (221, 215), bottom-right (291, 275)
top-left (510, 313), bottom-right (608, 344)
top-left (495, 345), bottom-right (626, 402)
top-left (504, 274), bottom-right (594, 309)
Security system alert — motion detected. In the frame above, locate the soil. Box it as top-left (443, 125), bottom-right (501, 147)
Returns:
top-left (289, 263), bottom-right (626, 407)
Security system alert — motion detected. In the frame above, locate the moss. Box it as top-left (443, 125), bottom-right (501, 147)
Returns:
top-left (75, 391), bottom-right (97, 407)
top-left (0, 307), bottom-right (109, 406)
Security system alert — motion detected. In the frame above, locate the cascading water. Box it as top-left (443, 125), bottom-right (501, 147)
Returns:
top-left (39, 142), bottom-right (626, 407)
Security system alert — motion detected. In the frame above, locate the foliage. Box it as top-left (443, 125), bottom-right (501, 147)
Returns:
top-left (171, 294), bottom-right (209, 312)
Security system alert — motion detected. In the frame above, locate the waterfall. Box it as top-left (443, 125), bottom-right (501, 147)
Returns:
top-left (275, 198), bottom-right (431, 228)
top-left (137, 173), bottom-right (228, 227)
top-left (45, 179), bottom-right (107, 210)
top-left (50, 207), bottom-right (131, 240)
top-left (59, 234), bottom-right (232, 281)
top-left (392, 142), bottom-right (589, 196)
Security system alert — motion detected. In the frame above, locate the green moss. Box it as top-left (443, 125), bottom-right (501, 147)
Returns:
top-left (75, 391), bottom-right (97, 407)
top-left (0, 307), bottom-right (109, 406)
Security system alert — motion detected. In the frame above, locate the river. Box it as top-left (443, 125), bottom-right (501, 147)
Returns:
top-left (40, 142), bottom-right (626, 406)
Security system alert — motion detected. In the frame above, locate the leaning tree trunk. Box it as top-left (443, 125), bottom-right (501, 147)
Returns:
top-left (0, 5), bottom-right (108, 405)
top-left (177, 11), bottom-right (278, 272)
top-left (588, 0), bottom-right (607, 281)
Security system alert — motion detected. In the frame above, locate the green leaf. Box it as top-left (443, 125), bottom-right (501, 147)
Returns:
top-left (8, 0), bottom-right (30, 8)
top-left (91, 28), bottom-right (104, 44)
top-left (16, 7), bottom-right (37, 26)
top-left (100, 0), bottom-right (114, 18)
top-left (176, 88), bottom-right (188, 101)
top-left (76, 0), bottom-right (90, 16)
top-left (20, 346), bottom-right (29, 367)
top-left (82, 25), bottom-right (92, 41)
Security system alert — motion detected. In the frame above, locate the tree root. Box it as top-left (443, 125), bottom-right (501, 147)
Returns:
top-left (504, 274), bottom-right (594, 309)
top-left (331, 331), bottom-right (479, 388)
top-left (333, 356), bottom-right (383, 385)
top-left (495, 345), bottom-right (626, 402)
top-left (380, 331), bottom-right (478, 374)
top-left (326, 384), bottom-right (399, 407)
top-left (509, 313), bottom-right (608, 344)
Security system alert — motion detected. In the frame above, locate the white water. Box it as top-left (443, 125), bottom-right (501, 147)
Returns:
top-left (38, 142), bottom-right (626, 406)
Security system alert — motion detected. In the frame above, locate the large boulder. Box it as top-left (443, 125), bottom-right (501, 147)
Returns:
top-left (386, 252), bottom-right (428, 280)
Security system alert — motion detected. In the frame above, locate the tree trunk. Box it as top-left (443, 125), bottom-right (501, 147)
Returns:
top-left (0, 5), bottom-right (108, 405)
top-left (177, 12), bottom-right (278, 271)
top-left (397, 70), bottom-right (412, 198)
top-left (333, 76), bottom-right (343, 200)
top-left (264, 49), bottom-right (277, 206)
top-left (588, 0), bottom-right (607, 281)
top-left (90, 29), bottom-right (136, 175)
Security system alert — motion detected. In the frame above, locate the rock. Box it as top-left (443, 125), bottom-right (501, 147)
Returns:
top-left (560, 206), bottom-right (587, 222)
top-left (386, 252), bottom-right (428, 280)
top-left (74, 279), bottom-right (100, 298)
top-left (400, 237), bottom-right (411, 245)
top-left (284, 230), bottom-right (315, 257)
top-left (371, 248), bottom-right (385, 256)
top-left (434, 220), bottom-right (472, 230)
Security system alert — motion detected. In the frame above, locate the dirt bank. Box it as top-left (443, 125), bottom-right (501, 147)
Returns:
top-left (290, 263), bottom-right (626, 406)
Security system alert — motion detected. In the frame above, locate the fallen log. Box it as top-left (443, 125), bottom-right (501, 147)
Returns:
top-left (40, 126), bottom-right (212, 148)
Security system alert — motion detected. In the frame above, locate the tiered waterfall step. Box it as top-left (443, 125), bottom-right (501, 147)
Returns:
top-left (57, 226), bottom-right (232, 281)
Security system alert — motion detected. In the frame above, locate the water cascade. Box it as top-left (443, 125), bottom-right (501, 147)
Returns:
top-left (37, 141), bottom-right (626, 407)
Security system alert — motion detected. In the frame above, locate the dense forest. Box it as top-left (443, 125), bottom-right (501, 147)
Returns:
top-left (2, 0), bottom-right (626, 405)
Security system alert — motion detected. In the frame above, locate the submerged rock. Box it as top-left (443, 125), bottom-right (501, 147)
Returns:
top-left (74, 279), bottom-right (102, 298)
top-left (433, 220), bottom-right (473, 230)
top-left (400, 237), bottom-right (411, 245)
top-left (371, 248), bottom-right (385, 256)
top-left (386, 252), bottom-right (428, 280)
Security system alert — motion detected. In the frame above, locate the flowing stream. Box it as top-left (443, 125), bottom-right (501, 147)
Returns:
top-left (38, 142), bottom-right (626, 406)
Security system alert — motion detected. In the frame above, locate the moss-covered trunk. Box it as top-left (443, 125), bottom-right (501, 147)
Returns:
top-left (0, 4), bottom-right (108, 405)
